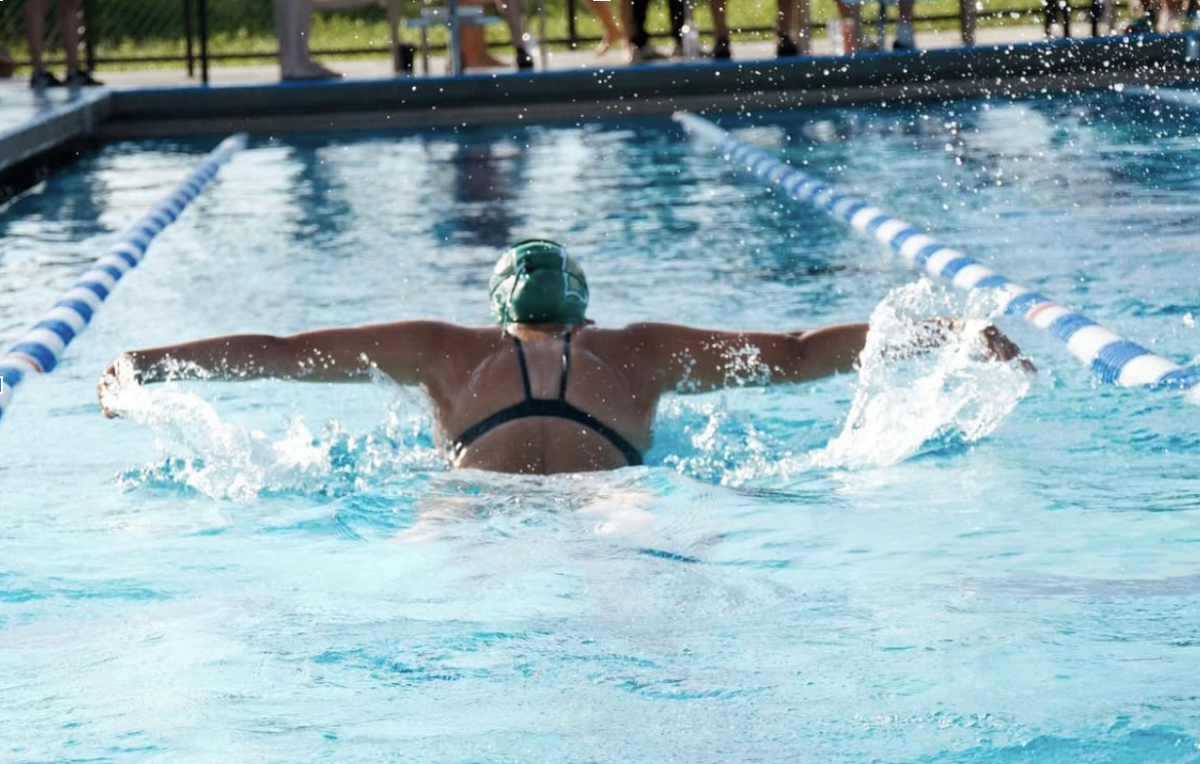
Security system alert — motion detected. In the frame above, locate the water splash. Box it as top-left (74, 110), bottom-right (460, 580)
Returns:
top-left (1186, 387), bottom-right (1200, 408)
top-left (103, 362), bottom-right (442, 500)
top-left (654, 397), bottom-right (797, 486)
top-left (97, 290), bottom-right (1033, 495)
top-left (392, 469), bottom-right (670, 543)
top-left (812, 280), bottom-right (1031, 469)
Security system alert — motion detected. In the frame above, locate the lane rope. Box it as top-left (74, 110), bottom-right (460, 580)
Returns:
top-left (674, 112), bottom-right (1199, 390)
top-left (1115, 83), bottom-right (1200, 108)
top-left (0, 133), bottom-right (248, 426)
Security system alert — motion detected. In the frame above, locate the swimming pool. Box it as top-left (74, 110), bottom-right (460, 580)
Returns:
top-left (2, 90), bottom-right (1199, 762)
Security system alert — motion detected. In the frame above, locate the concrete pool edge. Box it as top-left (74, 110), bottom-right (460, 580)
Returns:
top-left (96, 34), bottom-right (1200, 136)
top-left (1, 33), bottom-right (1199, 196)
top-left (0, 89), bottom-right (112, 204)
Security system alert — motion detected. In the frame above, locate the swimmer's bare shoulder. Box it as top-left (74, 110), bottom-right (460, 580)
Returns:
top-left (361, 321), bottom-right (497, 384)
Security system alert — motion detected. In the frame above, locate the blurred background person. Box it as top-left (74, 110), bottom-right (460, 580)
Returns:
top-left (628, 0), bottom-right (729, 62)
top-left (627, 0), bottom-right (684, 61)
top-left (890, 0), bottom-right (917, 49)
top-left (583, 0), bottom-right (628, 56)
top-left (1, 43), bottom-right (14, 77)
top-left (776, 0), bottom-right (802, 55)
top-left (25, 0), bottom-right (101, 87)
top-left (457, 0), bottom-right (535, 70)
top-left (829, 0), bottom-right (915, 54)
top-left (277, 0), bottom-right (342, 80)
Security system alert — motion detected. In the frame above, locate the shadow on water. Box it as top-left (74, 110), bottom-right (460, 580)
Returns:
top-left (430, 142), bottom-right (528, 248)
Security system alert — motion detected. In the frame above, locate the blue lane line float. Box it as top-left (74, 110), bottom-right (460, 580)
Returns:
top-left (1114, 84), bottom-right (1200, 108)
top-left (0, 133), bottom-right (248, 426)
top-left (673, 112), bottom-right (1200, 391)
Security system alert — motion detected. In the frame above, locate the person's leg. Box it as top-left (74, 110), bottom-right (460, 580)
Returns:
top-left (776, 0), bottom-right (798, 53)
top-left (579, 0), bottom-right (624, 54)
top-left (1090, 0), bottom-right (1112, 33)
top-left (708, 0), bottom-right (731, 57)
top-left (459, 24), bottom-right (505, 68)
top-left (274, 0), bottom-right (301, 75)
top-left (455, 0), bottom-right (506, 67)
top-left (667, 0), bottom-right (686, 52)
top-left (295, 0), bottom-right (341, 76)
top-left (0, 43), bottom-right (14, 78)
top-left (894, 0), bottom-right (916, 49)
top-left (620, 0), bottom-right (635, 43)
top-left (834, 0), bottom-right (857, 54)
top-left (26, 0), bottom-right (50, 75)
top-left (1133, 0), bottom-right (1159, 29)
top-left (296, 0), bottom-right (315, 61)
top-left (492, 0), bottom-right (533, 69)
top-left (628, 0), bottom-right (666, 58)
top-left (1166, 0), bottom-right (1184, 29)
top-left (708, 0), bottom-right (729, 41)
top-left (630, 0), bottom-right (650, 48)
top-left (275, 0), bottom-right (339, 80)
top-left (57, 0), bottom-right (81, 71)
top-left (57, 0), bottom-right (103, 84)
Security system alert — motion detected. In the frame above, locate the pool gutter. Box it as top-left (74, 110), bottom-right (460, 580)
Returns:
top-left (97, 34), bottom-right (1200, 137)
top-left (1, 32), bottom-right (1198, 197)
top-left (0, 89), bottom-right (111, 205)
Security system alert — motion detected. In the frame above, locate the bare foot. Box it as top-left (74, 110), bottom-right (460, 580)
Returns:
top-left (462, 55), bottom-right (507, 69)
top-left (595, 30), bottom-right (627, 57)
top-left (282, 60), bottom-right (342, 80)
top-left (595, 30), bottom-right (614, 56)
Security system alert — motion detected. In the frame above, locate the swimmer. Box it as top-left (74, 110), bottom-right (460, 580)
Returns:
top-left (99, 239), bottom-right (1030, 475)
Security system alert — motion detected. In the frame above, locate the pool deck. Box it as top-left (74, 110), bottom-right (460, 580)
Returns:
top-left (2, 24), bottom-right (1199, 202)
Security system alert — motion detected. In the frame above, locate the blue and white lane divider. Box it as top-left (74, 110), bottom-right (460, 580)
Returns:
top-left (1114, 84), bottom-right (1200, 108)
top-left (0, 133), bottom-right (248, 426)
top-left (674, 112), bottom-right (1200, 390)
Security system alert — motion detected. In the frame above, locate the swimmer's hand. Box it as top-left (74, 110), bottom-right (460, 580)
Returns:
top-left (97, 354), bottom-right (142, 419)
top-left (899, 320), bottom-right (1034, 372)
top-left (977, 324), bottom-right (1036, 373)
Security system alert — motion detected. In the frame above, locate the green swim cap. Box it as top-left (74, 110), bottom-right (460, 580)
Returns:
top-left (489, 240), bottom-right (589, 324)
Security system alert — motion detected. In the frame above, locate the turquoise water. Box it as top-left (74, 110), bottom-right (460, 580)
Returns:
top-left (1, 91), bottom-right (1199, 762)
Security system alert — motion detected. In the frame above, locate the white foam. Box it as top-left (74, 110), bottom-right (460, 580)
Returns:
top-left (811, 281), bottom-right (1030, 469)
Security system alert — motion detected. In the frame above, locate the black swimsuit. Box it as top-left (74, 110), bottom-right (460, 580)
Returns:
top-left (451, 332), bottom-right (644, 466)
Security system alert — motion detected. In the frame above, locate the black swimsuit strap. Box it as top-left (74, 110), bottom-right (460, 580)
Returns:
top-left (559, 332), bottom-right (572, 401)
top-left (451, 331), bottom-right (643, 466)
top-left (513, 336), bottom-right (533, 399)
top-left (453, 399), bottom-right (643, 466)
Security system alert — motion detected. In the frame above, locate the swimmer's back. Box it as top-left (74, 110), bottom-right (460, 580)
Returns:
top-left (410, 324), bottom-right (661, 474)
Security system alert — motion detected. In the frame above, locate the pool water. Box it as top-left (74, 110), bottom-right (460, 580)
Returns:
top-left (1, 90), bottom-right (1199, 762)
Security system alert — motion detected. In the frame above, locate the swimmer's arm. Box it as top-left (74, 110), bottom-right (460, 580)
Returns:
top-left (107, 321), bottom-right (455, 385)
top-left (630, 321), bottom-right (1029, 392)
top-left (120, 333), bottom-right (374, 383)
top-left (628, 322), bottom-right (871, 393)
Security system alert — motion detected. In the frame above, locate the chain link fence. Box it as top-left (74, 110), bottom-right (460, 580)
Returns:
top-left (0, 0), bottom-right (1129, 76)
